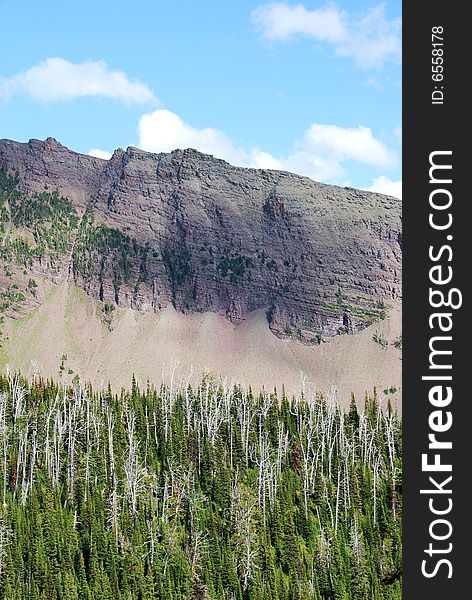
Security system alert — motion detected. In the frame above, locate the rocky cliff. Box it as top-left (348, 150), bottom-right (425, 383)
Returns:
top-left (0, 137), bottom-right (401, 344)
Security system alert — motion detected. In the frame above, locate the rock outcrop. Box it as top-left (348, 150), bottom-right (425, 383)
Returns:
top-left (0, 137), bottom-right (401, 343)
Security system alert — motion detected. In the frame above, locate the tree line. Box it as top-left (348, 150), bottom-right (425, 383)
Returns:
top-left (0, 372), bottom-right (401, 599)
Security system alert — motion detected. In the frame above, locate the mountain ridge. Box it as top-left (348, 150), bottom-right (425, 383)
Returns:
top-left (0, 136), bottom-right (401, 343)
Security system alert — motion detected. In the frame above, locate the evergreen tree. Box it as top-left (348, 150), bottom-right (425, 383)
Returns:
top-left (0, 373), bottom-right (402, 599)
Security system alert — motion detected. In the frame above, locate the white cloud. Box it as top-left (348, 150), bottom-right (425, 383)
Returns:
top-left (283, 151), bottom-right (345, 181)
top-left (251, 123), bottom-right (396, 182)
top-left (250, 149), bottom-right (284, 170)
top-left (336, 5), bottom-right (401, 69)
top-left (367, 175), bottom-right (402, 199)
top-left (0, 57), bottom-right (157, 104)
top-left (137, 109), bottom-right (397, 186)
top-left (303, 123), bottom-right (395, 168)
top-left (137, 109), bottom-right (246, 164)
top-left (252, 2), bottom-right (401, 68)
top-left (251, 3), bottom-right (346, 43)
top-left (253, 148), bottom-right (344, 181)
top-left (88, 149), bottom-right (112, 160)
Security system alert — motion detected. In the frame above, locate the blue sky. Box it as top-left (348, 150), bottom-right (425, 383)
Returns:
top-left (0, 0), bottom-right (401, 197)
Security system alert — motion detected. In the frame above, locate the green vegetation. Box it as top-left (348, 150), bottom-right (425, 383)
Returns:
top-left (257, 250), bottom-right (267, 265)
top-left (321, 300), bottom-right (387, 325)
top-left (0, 168), bottom-right (79, 265)
top-left (102, 302), bottom-right (116, 331)
top-left (0, 285), bottom-right (27, 348)
top-left (0, 169), bottom-right (155, 308)
top-left (349, 304), bottom-right (387, 323)
top-left (163, 247), bottom-right (192, 287)
top-left (0, 316), bottom-right (5, 349)
top-left (0, 374), bottom-right (401, 599)
top-left (103, 302), bottom-right (115, 316)
top-left (27, 278), bottom-right (38, 297)
top-left (218, 253), bottom-right (252, 282)
top-left (73, 208), bottom-right (136, 289)
top-left (0, 286), bottom-right (26, 312)
top-left (59, 353), bottom-right (68, 374)
top-left (393, 336), bottom-right (402, 351)
top-left (0, 168), bottom-right (20, 233)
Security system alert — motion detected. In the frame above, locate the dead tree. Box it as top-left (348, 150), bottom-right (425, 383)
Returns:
top-left (232, 483), bottom-right (259, 591)
top-left (0, 393), bottom-right (8, 506)
top-left (123, 410), bottom-right (145, 526)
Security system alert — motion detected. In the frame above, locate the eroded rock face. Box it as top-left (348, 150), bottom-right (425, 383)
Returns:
top-left (0, 137), bottom-right (402, 342)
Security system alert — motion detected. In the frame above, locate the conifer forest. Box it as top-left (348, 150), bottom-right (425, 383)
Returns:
top-left (0, 373), bottom-right (402, 599)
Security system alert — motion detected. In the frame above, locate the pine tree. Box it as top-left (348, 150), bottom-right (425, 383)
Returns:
top-left (0, 374), bottom-right (402, 599)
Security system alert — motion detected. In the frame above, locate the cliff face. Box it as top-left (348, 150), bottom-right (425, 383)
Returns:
top-left (0, 137), bottom-right (401, 343)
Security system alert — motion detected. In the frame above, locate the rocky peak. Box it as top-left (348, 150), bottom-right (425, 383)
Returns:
top-left (0, 137), bottom-right (401, 343)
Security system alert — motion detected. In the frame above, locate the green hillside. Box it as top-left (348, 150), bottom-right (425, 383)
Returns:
top-left (0, 374), bottom-right (401, 599)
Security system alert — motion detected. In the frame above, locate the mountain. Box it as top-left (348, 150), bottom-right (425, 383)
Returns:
top-left (0, 137), bottom-right (402, 402)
